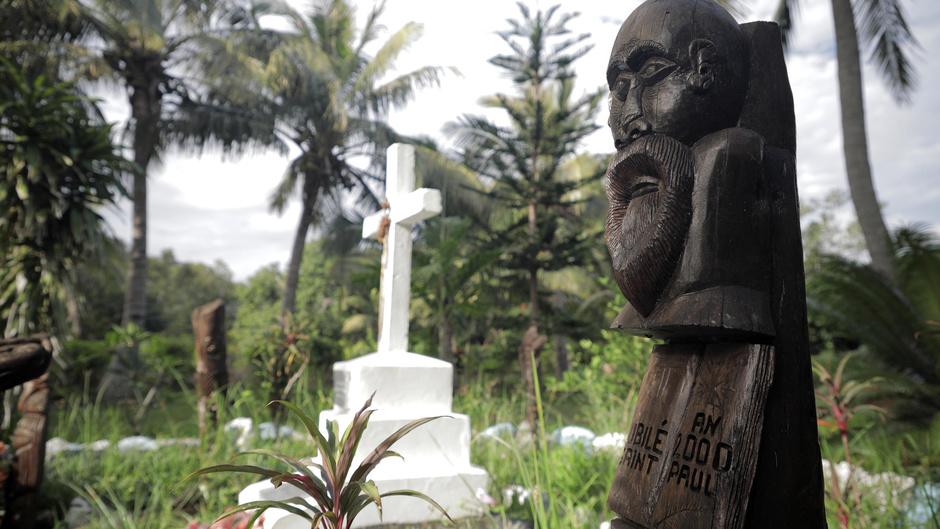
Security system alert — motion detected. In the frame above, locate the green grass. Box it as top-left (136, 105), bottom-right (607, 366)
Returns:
top-left (36, 366), bottom-right (940, 529)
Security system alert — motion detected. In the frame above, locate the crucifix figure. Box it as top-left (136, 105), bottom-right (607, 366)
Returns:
top-left (362, 143), bottom-right (441, 354)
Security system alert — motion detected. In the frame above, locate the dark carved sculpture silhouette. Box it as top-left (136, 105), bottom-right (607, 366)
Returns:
top-left (603, 1), bottom-right (826, 529)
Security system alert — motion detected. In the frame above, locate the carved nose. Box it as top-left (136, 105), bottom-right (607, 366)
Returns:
top-left (626, 118), bottom-right (653, 143)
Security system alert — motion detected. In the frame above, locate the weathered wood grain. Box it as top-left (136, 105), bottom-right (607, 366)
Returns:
top-left (193, 299), bottom-right (228, 435)
top-left (602, 2), bottom-right (826, 528)
top-left (608, 343), bottom-right (774, 529)
top-left (0, 337), bottom-right (52, 392)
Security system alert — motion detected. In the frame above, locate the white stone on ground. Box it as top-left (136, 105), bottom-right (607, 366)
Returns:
top-left (550, 425), bottom-right (596, 448)
top-left (87, 439), bottom-right (110, 452)
top-left (46, 436), bottom-right (195, 460)
top-left (45, 437), bottom-right (83, 457)
top-left (822, 459), bottom-right (916, 511)
top-left (224, 417), bottom-right (254, 449)
top-left (592, 432), bottom-right (627, 452)
top-left (117, 436), bottom-right (159, 452)
top-left (156, 438), bottom-right (199, 448)
top-left (480, 422), bottom-right (516, 439)
top-left (257, 422), bottom-right (295, 440)
top-left (64, 497), bottom-right (92, 529)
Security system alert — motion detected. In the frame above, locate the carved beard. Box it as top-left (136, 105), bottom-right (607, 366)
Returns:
top-left (606, 135), bottom-right (694, 317)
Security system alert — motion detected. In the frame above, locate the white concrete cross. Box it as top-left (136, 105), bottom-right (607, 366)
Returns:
top-left (362, 143), bottom-right (441, 354)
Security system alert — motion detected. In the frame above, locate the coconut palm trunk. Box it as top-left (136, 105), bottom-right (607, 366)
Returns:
top-left (122, 96), bottom-right (157, 329)
top-left (104, 76), bottom-right (160, 395)
top-left (282, 200), bottom-right (314, 317)
top-left (830, 0), bottom-right (897, 283)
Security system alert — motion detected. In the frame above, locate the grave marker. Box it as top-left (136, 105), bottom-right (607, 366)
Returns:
top-left (602, 2), bottom-right (827, 528)
top-left (238, 144), bottom-right (488, 528)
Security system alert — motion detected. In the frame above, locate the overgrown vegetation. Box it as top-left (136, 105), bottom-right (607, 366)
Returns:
top-left (1, 0), bottom-right (937, 528)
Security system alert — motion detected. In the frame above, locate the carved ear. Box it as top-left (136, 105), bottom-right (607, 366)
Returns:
top-left (688, 39), bottom-right (717, 93)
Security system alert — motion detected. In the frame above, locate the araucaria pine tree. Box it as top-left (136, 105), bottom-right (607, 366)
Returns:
top-left (448, 3), bottom-right (603, 425)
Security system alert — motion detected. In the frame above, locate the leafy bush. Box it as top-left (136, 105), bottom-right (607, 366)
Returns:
top-left (807, 225), bottom-right (940, 422)
top-left (0, 57), bottom-right (126, 336)
top-left (58, 339), bottom-right (113, 395)
top-left (140, 334), bottom-right (195, 379)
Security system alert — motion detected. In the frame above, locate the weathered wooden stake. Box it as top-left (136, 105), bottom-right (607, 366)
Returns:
top-left (192, 299), bottom-right (228, 436)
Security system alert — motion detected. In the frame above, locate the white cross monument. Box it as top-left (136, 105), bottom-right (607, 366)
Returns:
top-left (239, 144), bottom-right (489, 528)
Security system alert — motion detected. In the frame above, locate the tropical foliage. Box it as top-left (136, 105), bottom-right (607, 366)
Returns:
top-left (63, 0), bottom-right (278, 333)
top-left (776, 0), bottom-right (919, 282)
top-left (0, 58), bottom-right (126, 337)
top-left (808, 225), bottom-right (940, 421)
top-left (448, 3), bottom-right (604, 423)
top-left (0, 0), bottom-right (937, 527)
top-left (209, 0), bottom-right (450, 316)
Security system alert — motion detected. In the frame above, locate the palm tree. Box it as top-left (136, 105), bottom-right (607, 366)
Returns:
top-left (213, 0), bottom-right (449, 317)
top-left (58, 0), bottom-right (279, 387)
top-left (448, 3), bottom-right (603, 424)
top-left (776, 0), bottom-right (918, 283)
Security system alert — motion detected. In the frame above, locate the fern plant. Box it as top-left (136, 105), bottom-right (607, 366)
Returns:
top-left (186, 396), bottom-right (453, 528)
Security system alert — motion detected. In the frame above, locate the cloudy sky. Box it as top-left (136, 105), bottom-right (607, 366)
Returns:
top-left (98, 0), bottom-right (940, 280)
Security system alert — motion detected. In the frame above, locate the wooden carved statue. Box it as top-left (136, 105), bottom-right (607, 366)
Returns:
top-left (0, 336), bottom-right (52, 529)
top-left (603, 1), bottom-right (826, 529)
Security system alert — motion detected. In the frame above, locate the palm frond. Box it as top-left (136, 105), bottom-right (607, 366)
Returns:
top-left (353, 21), bottom-right (423, 94)
top-left (369, 65), bottom-right (451, 113)
top-left (855, 0), bottom-right (919, 103)
top-left (414, 146), bottom-right (492, 224)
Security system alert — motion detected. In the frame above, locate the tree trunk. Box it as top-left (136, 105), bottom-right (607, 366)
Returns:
top-left (521, 199), bottom-right (543, 426)
top-left (519, 324), bottom-right (547, 427)
top-left (831, 0), bottom-right (896, 282)
top-left (438, 312), bottom-right (455, 364)
top-left (122, 80), bottom-right (160, 328)
top-left (105, 75), bottom-right (160, 397)
top-left (282, 201), bottom-right (314, 316)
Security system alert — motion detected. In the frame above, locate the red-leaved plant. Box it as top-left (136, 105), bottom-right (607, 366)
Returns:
top-left (814, 353), bottom-right (885, 529)
top-left (186, 395), bottom-right (453, 528)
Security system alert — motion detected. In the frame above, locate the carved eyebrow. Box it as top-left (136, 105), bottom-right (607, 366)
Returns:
top-left (625, 40), bottom-right (670, 70)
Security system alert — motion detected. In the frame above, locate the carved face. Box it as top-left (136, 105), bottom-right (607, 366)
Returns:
top-left (605, 0), bottom-right (749, 315)
top-left (606, 0), bottom-right (749, 150)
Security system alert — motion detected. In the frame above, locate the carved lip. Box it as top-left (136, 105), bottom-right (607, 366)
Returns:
top-left (608, 138), bottom-right (662, 198)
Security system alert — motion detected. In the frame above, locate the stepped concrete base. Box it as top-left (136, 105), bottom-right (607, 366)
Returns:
top-left (238, 351), bottom-right (489, 528)
top-left (239, 463), bottom-right (488, 529)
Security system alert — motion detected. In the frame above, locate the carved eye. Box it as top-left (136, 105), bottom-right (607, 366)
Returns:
top-left (613, 75), bottom-right (632, 100)
top-left (630, 176), bottom-right (660, 200)
top-left (609, 63), bottom-right (631, 100)
top-left (637, 57), bottom-right (677, 83)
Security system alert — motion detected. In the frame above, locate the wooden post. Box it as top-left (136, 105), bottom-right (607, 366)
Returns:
top-left (602, 1), bottom-right (826, 528)
top-left (192, 299), bottom-right (228, 436)
top-left (0, 336), bottom-right (52, 529)
top-left (0, 337), bottom-right (52, 392)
